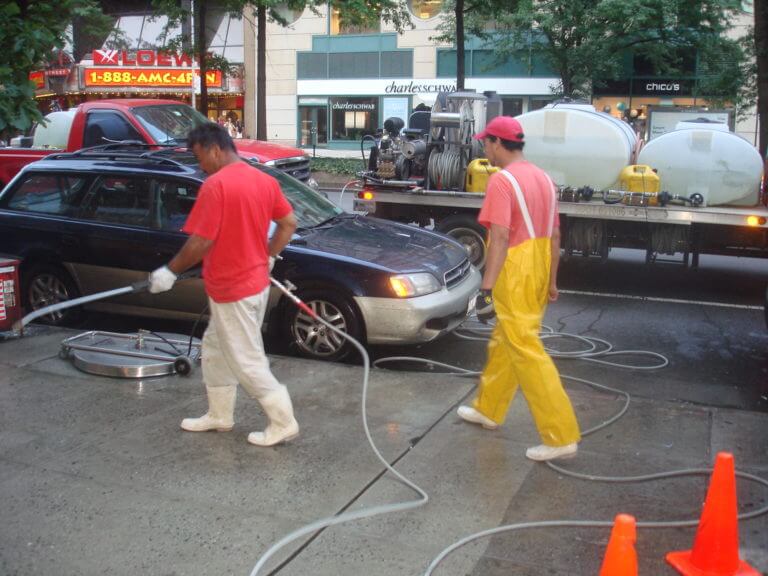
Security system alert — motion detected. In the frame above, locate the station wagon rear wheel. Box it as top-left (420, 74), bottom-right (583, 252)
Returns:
top-left (22, 263), bottom-right (82, 326)
top-left (285, 289), bottom-right (363, 361)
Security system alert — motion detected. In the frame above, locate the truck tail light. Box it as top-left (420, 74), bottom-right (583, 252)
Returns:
top-left (746, 216), bottom-right (766, 227)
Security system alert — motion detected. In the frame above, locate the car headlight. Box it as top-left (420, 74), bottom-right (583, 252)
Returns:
top-left (389, 273), bottom-right (441, 298)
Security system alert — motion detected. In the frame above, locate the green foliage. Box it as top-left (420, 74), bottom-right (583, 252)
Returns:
top-left (152, 0), bottom-right (413, 72)
top-left (0, 0), bottom-right (113, 136)
top-left (441, 0), bottom-right (749, 103)
top-left (329, 0), bottom-right (413, 33)
top-left (696, 29), bottom-right (756, 117)
top-left (310, 156), bottom-right (366, 175)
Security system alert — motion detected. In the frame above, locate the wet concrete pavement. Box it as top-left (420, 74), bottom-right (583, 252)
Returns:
top-left (1, 293), bottom-right (767, 575)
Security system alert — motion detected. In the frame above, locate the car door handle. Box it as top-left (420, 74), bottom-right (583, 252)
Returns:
top-left (61, 235), bottom-right (79, 247)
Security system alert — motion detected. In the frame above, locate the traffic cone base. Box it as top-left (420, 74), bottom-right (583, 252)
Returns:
top-left (666, 550), bottom-right (761, 576)
top-left (665, 452), bottom-right (761, 576)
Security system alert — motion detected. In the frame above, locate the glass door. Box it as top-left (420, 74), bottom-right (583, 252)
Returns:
top-left (299, 106), bottom-right (328, 147)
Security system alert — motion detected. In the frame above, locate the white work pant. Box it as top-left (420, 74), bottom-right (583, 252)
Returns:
top-left (203, 287), bottom-right (284, 399)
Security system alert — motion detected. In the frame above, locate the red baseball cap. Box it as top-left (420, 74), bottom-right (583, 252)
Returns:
top-left (474, 116), bottom-right (525, 142)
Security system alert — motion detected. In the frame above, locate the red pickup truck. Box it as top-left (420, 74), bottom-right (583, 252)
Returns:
top-left (0, 99), bottom-right (313, 187)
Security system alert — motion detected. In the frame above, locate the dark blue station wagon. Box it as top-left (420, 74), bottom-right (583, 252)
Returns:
top-left (0, 149), bottom-right (480, 360)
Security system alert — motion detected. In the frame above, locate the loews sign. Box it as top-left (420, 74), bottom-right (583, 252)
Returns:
top-left (93, 49), bottom-right (197, 67)
top-left (88, 49), bottom-right (223, 88)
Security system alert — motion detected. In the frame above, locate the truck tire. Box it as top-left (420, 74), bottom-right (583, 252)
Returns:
top-left (437, 215), bottom-right (487, 269)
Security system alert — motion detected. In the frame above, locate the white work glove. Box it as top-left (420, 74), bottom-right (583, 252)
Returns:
top-left (268, 256), bottom-right (275, 272)
top-left (149, 265), bottom-right (177, 294)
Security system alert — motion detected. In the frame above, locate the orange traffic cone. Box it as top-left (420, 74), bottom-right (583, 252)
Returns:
top-left (599, 514), bottom-right (638, 575)
top-left (666, 452), bottom-right (760, 575)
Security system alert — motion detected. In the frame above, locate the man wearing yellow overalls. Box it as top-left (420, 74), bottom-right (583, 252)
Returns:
top-left (457, 116), bottom-right (581, 461)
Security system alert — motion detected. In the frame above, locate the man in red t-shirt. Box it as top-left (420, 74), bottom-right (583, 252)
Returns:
top-left (148, 122), bottom-right (299, 447)
top-left (456, 116), bottom-right (581, 461)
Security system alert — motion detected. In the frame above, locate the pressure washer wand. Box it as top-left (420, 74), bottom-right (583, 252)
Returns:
top-left (13, 269), bottom-right (201, 335)
top-left (13, 282), bottom-right (148, 334)
top-left (269, 276), bottom-right (318, 319)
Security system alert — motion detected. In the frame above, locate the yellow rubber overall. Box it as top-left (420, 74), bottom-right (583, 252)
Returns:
top-left (473, 237), bottom-right (581, 447)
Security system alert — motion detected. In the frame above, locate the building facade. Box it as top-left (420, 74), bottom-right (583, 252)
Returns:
top-left (255, 2), bottom-right (560, 149)
top-left (255, 2), bottom-right (758, 148)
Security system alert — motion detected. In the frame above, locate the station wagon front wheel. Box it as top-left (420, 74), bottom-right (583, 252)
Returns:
top-left (285, 289), bottom-right (363, 361)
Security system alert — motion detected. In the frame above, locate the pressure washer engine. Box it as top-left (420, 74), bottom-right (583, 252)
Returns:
top-left (360, 91), bottom-right (502, 191)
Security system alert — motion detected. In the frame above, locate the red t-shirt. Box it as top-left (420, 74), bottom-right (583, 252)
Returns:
top-left (183, 162), bottom-right (293, 303)
top-left (477, 160), bottom-right (559, 248)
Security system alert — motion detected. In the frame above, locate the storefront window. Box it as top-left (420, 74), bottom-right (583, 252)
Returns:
top-left (330, 97), bottom-right (378, 141)
top-left (529, 98), bottom-right (554, 111)
top-left (104, 15), bottom-right (181, 50)
top-left (502, 97), bottom-right (523, 116)
top-left (208, 12), bottom-right (244, 62)
top-left (330, 6), bottom-right (379, 35)
top-left (409, 0), bottom-right (442, 19)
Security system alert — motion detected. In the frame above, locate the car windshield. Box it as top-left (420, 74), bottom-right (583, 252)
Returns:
top-left (250, 162), bottom-right (342, 229)
top-left (131, 104), bottom-right (208, 145)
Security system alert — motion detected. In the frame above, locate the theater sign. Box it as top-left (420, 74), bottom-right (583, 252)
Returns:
top-left (85, 68), bottom-right (222, 88)
top-left (84, 49), bottom-right (223, 89)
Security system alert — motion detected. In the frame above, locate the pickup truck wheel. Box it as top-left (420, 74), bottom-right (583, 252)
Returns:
top-left (22, 263), bottom-right (82, 326)
top-left (284, 289), bottom-right (363, 362)
top-left (437, 216), bottom-right (487, 269)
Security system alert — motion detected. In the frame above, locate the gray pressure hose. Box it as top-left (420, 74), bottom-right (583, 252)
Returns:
top-left (250, 290), bottom-right (768, 576)
top-left (249, 279), bottom-right (430, 576)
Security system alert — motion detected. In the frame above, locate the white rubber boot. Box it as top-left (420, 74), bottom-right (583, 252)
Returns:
top-left (247, 387), bottom-right (299, 447)
top-left (181, 386), bottom-right (236, 432)
top-left (457, 405), bottom-right (499, 430)
top-left (525, 443), bottom-right (578, 462)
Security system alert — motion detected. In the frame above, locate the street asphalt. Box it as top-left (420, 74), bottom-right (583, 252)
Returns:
top-left (1, 287), bottom-right (766, 575)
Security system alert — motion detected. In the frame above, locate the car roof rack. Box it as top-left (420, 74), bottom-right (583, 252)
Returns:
top-left (46, 142), bottom-right (190, 169)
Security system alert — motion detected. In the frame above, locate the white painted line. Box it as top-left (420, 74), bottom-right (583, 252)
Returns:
top-left (559, 289), bottom-right (764, 311)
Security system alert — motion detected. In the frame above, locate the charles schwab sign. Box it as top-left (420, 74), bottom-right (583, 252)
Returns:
top-left (332, 101), bottom-right (376, 111)
top-left (385, 80), bottom-right (457, 94)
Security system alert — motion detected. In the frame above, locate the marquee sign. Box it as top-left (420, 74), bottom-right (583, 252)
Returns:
top-left (84, 68), bottom-right (222, 88)
top-left (29, 71), bottom-right (45, 89)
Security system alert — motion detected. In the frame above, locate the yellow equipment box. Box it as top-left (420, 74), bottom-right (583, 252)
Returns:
top-left (465, 158), bottom-right (500, 193)
top-left (619, 164), bottom-right (660, 194)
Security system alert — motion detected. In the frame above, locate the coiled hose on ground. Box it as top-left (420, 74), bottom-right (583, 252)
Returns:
top-left (249, 291), bottom-right (768, 576)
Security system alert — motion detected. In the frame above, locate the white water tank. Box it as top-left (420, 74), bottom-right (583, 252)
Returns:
top-left (515, 105), bottom-right (637, 190)
top-left (638, 126), bottom-right (763, 206)
top-left (32, 110), bottom-right (76, 149)
top-left (674, 118), bottom-right (730, 133)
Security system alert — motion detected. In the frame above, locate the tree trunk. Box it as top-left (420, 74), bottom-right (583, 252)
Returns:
top-left (755, 0), bottom-right (768, 158)
top-left (257, 3), bottom-right (267, 140)
top-left (456, 0), bottom-right (465, 91)
top-left (198, 0), bottom-right (209, 116)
